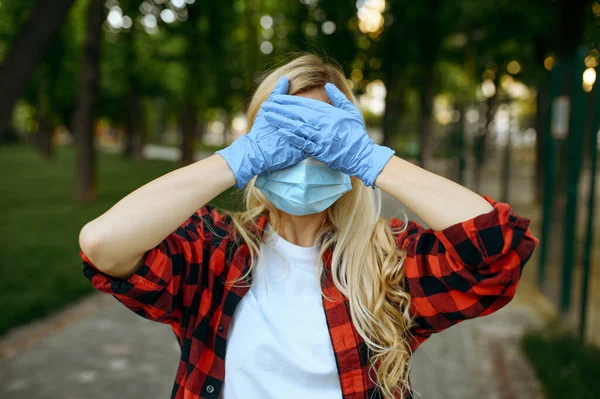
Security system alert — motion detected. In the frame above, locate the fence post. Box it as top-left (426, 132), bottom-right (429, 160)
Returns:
top-left (579, 70), bottom-right (599, 341)
top-left (538, 65), bottom-right (562, 289)
top-left (560, 46), bottom-right (589, 313)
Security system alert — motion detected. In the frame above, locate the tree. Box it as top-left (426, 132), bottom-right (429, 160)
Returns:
top-left (26, 13), bottom-right (83, 159)
top-left (0, 0), bottom-right (76, 140)
top-left (373, 0), bottom-right (461, 163)
top-left (414, 0), bottom-right (442, 169)
top-left (123, 27), bottom-right (146, 160)
top-left (120, 2), bottom-right (146, 161)
top-left (73, 0), bottom-right (105, 202)
top-left (376, 0), bottom-right (410, 149)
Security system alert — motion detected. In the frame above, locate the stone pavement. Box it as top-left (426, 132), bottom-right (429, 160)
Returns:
top-left (0, 190), bottom-right (551, 399)
top-left (410, 279), bottom-right (551, 399)
top-left (0, 294), bottom-right (180, 399)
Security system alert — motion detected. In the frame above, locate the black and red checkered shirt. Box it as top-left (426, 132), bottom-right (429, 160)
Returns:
top-left (81, 195), bottom-right (538, 399)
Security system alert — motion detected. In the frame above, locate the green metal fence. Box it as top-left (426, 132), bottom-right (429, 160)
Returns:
top-left (537, 45), bottom-right (599, 342)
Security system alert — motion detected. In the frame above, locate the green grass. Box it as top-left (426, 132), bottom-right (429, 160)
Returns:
top-left (0, 144), bottom-right (242, 336)
top-left (522, 322), bottom-right (600, 399)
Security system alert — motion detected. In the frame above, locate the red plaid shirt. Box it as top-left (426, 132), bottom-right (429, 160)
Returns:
top-left (81, 195), bottom-right (538, 399)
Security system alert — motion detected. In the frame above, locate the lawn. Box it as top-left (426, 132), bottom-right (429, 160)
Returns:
top-left (522, 323), bottom-right (600, 399)
top-left (0, 144), bottom-right (242, 336)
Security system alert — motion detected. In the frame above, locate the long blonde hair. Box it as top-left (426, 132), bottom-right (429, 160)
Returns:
top-left (225, 53), bottom-right (415, 398)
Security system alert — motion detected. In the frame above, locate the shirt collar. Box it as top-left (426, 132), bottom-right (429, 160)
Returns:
top-left (245, 211), bottom-right (333, 270)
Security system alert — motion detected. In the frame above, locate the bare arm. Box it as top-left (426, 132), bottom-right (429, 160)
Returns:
top-left (78, 154), bottom-right (235, 279)
top-left (375, 155), bottom-right (494, 231)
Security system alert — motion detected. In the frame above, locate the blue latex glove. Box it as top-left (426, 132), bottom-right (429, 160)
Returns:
top-left (216, 76), bottom-right (308, 189)
top-left (261, 83), bottom-right (395, 188)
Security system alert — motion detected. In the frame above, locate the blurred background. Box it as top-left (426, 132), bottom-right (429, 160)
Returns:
top-left (0, 0), bottom-right (599, 398)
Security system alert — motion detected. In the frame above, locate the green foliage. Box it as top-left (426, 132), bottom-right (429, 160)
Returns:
top-left (436, 60), bottom-right (472, 103)
top-left (2, 0), bottom-right (598, 142)
top-left (0, 144), bottom-right (241, 335)
top-left (522, 323), bottom-right (600, 399)
top-left (0, 0), bottom-right (38, 60)
top-left (9, 0), bottom-right (87, 130)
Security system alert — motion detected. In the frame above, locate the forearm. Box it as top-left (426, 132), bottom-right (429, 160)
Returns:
top-left (374, 155), bottom-right (493, 231)
top-left (79, 154), bottom-right (235, 276)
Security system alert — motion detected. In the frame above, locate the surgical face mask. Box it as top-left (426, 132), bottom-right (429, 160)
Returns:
top-left (255, 158), bottom-right (352, 216)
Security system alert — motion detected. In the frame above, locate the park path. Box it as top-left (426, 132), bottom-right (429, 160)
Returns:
top-left (141, 144), bottom-right (211, 162)
top-left (0, 147), bottom-right (553, 398)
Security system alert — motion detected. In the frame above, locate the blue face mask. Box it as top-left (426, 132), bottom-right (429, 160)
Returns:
top-left (255, 158), bottom-right (352, 216)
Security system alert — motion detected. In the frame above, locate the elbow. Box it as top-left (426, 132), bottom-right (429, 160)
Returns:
top-left (79, 222), bottom-right (146, 279)
top-left (79, 221), bottom-right (97, 253)
top-left (79, 221), bottom-right (113, 273)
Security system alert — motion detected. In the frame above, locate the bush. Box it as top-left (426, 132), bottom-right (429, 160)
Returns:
top-left (522, 321), bottom-right (600, 399)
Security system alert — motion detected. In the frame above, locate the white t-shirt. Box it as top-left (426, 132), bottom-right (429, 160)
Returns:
top-left (222, 225), bottom-right (343, 399)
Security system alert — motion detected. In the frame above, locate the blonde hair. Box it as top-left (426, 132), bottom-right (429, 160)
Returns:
top-left (224, 53), bottom-right (415, 398)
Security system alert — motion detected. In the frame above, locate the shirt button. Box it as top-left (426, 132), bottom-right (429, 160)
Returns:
top-left (206, 385), bottom-right (215, 394)
top-left (218, 324), bottom-right (224, 332)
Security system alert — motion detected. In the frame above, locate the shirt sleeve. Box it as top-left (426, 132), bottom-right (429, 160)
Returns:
top-left (80, 205), bottom-right (226, 327)
top-left (390, 195), bottom-right (539, 349)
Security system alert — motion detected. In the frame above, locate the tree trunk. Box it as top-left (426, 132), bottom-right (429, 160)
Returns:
top-left (500, 102), bottom-right (514, 203)
top-left (122, 25), bottom-right (145, 160)
top-left (454, 105), bottom-right (466, 185)
top-left (223, 113), bottom-right (232, 146)
top-left (180, 101), bottom-right (197, 166)
top-left (382, 91), bottom-right (401, 148)
top-left (416, 0), bottom-right (440, 169)
top-left (418, 68), bottom-right (435, 169)
top-left (244, 3), bottom-right (260, 84)
top-left (34, 78), bottom-right (53, 159)
top-left (474, 93), bottom-right (499, 193)
top-left (35, 115), bottom-right (54, 159)
top-left (154, 97), bottom-right (167, 145)
top-left (0, 0), bottom-right (76, 140)
top-left (135, 109), bottom-right (147, 161)
top-left (73, 0), bottom-right (104, 202)
top-left (124, 93), bottom-right (144, 160)
top-left (124, 94), bottom-right (135, 158)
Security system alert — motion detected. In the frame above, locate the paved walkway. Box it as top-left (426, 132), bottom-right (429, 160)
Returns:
top-left (104, 143), bottom-right (212, 162)
top-left (0, 188), bottom-right (551, 399)
top-left (0, 281), bottom-right (550, 399)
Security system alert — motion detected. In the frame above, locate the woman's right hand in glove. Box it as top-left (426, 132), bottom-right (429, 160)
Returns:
top-left (79, 76), bottom-right (304, 279)
top-left (216, 76), bottom-right (308, 189)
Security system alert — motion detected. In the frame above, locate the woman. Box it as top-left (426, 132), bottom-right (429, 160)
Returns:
top-left (79, 54), bottom-right (539, 399)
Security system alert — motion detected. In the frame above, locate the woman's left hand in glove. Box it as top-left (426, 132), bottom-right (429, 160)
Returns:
top-left (261, 83), bottom-right (395, 188)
